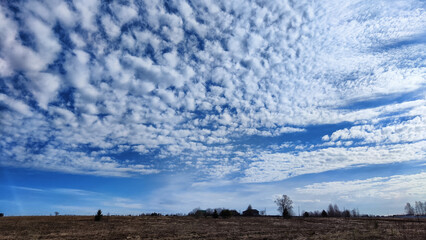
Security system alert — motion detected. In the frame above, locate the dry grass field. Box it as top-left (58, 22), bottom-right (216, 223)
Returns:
top-left (0, 215), bottom-right (425, 240)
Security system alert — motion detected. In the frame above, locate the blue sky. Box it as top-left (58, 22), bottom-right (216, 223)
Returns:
top-left (0, 0), bottom-right (425, 216)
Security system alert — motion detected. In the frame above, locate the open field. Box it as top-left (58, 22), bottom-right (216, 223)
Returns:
top-left (0, 216), bottom-right (425, 240)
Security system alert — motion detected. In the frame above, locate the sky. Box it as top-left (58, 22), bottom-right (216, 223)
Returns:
top-left (0, 0), bottom-right (425, 216)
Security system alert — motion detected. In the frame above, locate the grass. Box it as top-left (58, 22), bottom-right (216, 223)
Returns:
top-left (0, 216), bottom-right (425, 239)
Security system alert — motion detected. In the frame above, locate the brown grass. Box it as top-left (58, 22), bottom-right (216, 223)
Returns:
top-left (0, 216), bottom-right (425, 239)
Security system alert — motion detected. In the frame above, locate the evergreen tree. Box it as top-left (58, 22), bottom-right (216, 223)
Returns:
top-left (212, 209), bottom-right (219, 218)
top-left (94, 209), bottom-right (103, 221)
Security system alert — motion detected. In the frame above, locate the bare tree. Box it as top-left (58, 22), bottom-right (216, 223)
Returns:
top-left (343, 209), bottom-right (351, 218)
top-left (414, 201), bottom-right (425, 216)
top-left (405, 203), bottom-right (414, 215)
top-left (423, 201), bottom-right (426, 215)
top-left (351, 208), bottom-right (359, 217)
top-left (333, 204), bottom-right (341, 217)
top-left (275, 195), bottom-right (293, 218)
top-left (327, 204), bottom-right (335, 217)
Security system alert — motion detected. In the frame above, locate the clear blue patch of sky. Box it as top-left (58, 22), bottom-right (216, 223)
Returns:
top-left (110, 148), bottom-right (161, 166)
top-left (0, 165), bottom-right (182, 215)
top-left (0, 166), bottom-right (166, 198)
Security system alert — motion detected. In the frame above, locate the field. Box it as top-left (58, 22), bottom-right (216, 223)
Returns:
top-left (0, 216), bottom-right (425, 240)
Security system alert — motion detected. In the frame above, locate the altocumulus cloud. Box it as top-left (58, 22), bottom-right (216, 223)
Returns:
top-left (0, 0), bottom-right (425, 184)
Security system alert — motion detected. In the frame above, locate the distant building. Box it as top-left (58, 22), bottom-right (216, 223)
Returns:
top-left (243, 206), bottom-right (260, 216)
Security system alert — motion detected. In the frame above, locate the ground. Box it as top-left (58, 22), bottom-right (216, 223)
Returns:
top-left (0, 216), bottom-right (425, 239)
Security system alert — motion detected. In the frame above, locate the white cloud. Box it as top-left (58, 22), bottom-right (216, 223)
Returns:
top-left (0, 7), bottom-right (47, 72)
top-left (49, 106), bottom-right (77, 127)
top-left (296, 172), bottom-right (426, 200)
top-left (0, 57), bottom-right (12, 77)
top-left (53, 188), bottom-right (98, 196)
top-left (26, 72), bottom-right (61, 109)
top-left (103, 197), bottom-right (143, 209)
top-left (12, 186), bottom-right (44, 192)
top-left (174, 0), bottom-right (207, 37)
top-left (133, 30), bottom-right (162, 51)
top-left (0, 93), bottom-right (32, 116)
top-left (73, 0), bottom-right (99, 31)
top-left (120, 33), bottom-right (135, 49)
top-left (163, 50), bottom-right (179, 68)
top-left (101, 15), bottom-right (121, 39)
top-left (69, 32), bottom-right (86, 48)
top-left (326, 116), bottom-right (426, 144)
top-left (241, 141), bottom-right (426, 183)
top-left (24, 0), bottom-right (76, 27)
top-left (110, 2), bottom-right (138, 26)
top-left (0, 0), bottom-right (424, 180)
top-left (157, 89), bottom-right (176, 106)
top-left (24, 16), bottom-right (61, 61)
top-left (64, 50), bottom-right (100, 102)
top-left (49, 0), bottom-right (76, 27)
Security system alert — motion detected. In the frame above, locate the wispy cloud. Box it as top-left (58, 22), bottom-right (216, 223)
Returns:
top-left (102, 197), bottom-right (143, 210)
top-left (241, 141), bottom-right (426, 183)
top-left (11, 186), bottom-right (44, 192)
top-left (296, 172), bottom-right (426, 200)
top-left (52, 188), bottom-right (99, 196)
top-left (10, 185), bottom-right (143, 213)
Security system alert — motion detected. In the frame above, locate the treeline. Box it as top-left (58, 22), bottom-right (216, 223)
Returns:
top-left (188, 205), bottom-right (266, 218)
top-left (302, 204), bottom-right (360, 218)
top-left (405, 201), bottom-right (426, 216)
top-left (64, 195), bottom-right (426, 222)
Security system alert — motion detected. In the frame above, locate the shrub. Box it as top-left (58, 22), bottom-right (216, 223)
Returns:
top-left (321, 210), bottom-right (328, 217)
top-left (195, 210), bottom-right (207, 218)
top-left (229, 210), bottom-right (240, 217)
top-left (220, 209), bottom-right (232, 218)
top-left (0, 213), bottom-right (3, 217)
top-left (303, 212), bottom-right (310, 217)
